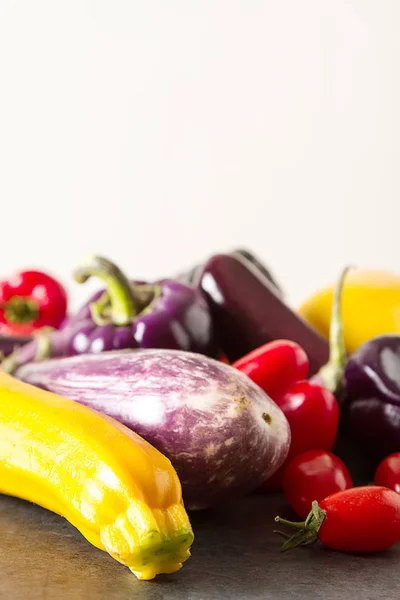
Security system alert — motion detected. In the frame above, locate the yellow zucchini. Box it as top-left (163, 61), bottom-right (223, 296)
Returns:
top-left (0, 372), bottom-right (193, 580)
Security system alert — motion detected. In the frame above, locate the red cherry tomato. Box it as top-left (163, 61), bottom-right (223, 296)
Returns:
top-left (374, 453), bottom-right (400, 493)
top-left (232, 340), bottom-right (309, 399)
top-left (263, 381), bottom-right (339, 490)
top-left (282, 450), bottom-right (353, 519)
top-left (276, 381), bottom-right (339, 453)
top-left (234, 342), bottom-right (339, 493)
top-left (276, 486), bottom-right (400, 553)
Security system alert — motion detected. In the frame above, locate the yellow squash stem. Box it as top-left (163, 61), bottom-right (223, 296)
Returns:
top-left (0, 372), bottom-right (194, 580)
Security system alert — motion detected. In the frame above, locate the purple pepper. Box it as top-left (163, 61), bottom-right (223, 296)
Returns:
top-left (343, 335), bottom-right (400, 460)
top-left (2, 256), bottom-right (216, 373)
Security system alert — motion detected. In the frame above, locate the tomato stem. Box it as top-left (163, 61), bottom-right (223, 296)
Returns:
top-left (273, 530), bottom-right (292, 540)
top-left (273, 517), bottom-right (306, 530)
top-left (274, 501), bottom-right (326, 552)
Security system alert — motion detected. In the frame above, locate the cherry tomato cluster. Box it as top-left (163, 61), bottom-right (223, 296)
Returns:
top-left (276, 438), bottom-right (400, 553)
top-left (233, 340), bottom-right (340, 490)
top-left (234, 340), bottom-right (400, 554)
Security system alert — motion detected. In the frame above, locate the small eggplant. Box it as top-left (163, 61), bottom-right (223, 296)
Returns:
top-left (2, 256), bottom-right (216, 373)
top-left (195, 252), bottom-right (329, 375)
top-left (179, 248), bottom-right (284, 298)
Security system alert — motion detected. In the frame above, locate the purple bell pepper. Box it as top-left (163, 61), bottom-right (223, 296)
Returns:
top-left (2, 256), bottom-right (216, 373)
top-left (343, 335), bottom-right (400, 460)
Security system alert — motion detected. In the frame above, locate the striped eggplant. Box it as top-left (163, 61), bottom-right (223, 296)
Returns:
top-left (15, 348), bottom-right (290, 510)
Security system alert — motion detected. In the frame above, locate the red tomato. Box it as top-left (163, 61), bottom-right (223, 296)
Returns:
top-left (318, 487), bottom-right (400, 552)
top-left (283, 450), bottom-right (353, 519)
top-left (276, 382), bottom-right (339, 453)
top-left (263, 381), bottom-right (339, 491)
top-left (374, 453), bottom-right (400, 493)
top-left (276, 486), bottom-right (400, 553)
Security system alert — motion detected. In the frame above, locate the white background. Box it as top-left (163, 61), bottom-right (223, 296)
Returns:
top-left (0, 1), bottom-right (399, 309)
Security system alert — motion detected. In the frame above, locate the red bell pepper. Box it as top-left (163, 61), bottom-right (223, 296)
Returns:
top-left (0, 270), bottom-right (68, 337)
top-left (232, 340), bottom-right (309, 398)
top-left (232, 340), bottom-right (339, 490)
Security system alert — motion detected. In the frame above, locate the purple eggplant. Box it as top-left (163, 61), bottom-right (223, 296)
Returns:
top-left (178, 248), bottom-right (284, 298)
top-left (2, 256), bottom-right (216, 373)
top-left (15, 348), bottom-right (290, 510)
top-left (195, 252), bottom-right (329, 375)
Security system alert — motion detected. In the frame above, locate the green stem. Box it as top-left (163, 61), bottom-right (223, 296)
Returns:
top-left (33, 329), bottom-right (54, 361)
top-left (1, 296), bottom-right (39, 324)
top-left (73, 256), bottom-right (141, 326)
top-left (274, 516), bottom-right (307, 530)
top-left (89, 290), bottom-right (113, 325)
top-left (315, 266), bottom-right (352, 395)
top-left (274, 502), bottom-right (326, 553)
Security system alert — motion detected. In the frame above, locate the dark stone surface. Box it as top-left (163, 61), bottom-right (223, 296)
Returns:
top-left (1, 489), bottom-right (400, 600)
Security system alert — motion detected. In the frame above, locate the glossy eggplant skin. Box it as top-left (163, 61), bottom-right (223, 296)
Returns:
top-left (344, 335), bottom-right (400, 460)
top-left (231, 249), bottom-right (283, 297)
top-left (196, 253), bottom-right (329, 375)
top-left (178, 249), bottom-right (283, 298)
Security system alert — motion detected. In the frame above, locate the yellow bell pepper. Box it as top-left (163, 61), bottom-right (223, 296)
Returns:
top-left (299, 269), bottom-right (400, 354)
top-left (0, 372), bottom-right (193, 580)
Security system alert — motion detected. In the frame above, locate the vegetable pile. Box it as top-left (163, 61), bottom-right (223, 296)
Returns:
top-left (2, 250), bottom-right (400, 579)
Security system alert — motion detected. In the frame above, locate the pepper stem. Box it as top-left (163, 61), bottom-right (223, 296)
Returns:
top-left (73, 256), bottom-right (142, 326)
top-left (274, 501), bottom-right (326, 552)
top-left (314, 266), bottom-right (352, 395)
top-left (1, 296), bottom-right (39, 324)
